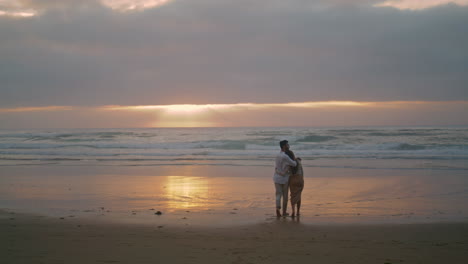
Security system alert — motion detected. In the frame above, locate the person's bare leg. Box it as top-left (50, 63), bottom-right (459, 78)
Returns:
top-left (297, 200), bottom-right (301, 216)
top-left (276, 209), bottom-right (281, 217)
top-left (291, 202), bottom-right (296, 217)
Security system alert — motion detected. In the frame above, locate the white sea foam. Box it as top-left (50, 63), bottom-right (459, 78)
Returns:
top-left (0, 127), bottom-right (467, 169)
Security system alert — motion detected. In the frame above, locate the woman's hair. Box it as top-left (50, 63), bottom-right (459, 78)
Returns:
top-left (285, 150), bottom-right (298, 175)
top-left (285, 150), bottom-right (295, 160)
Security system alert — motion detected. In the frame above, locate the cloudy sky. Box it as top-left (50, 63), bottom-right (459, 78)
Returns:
top-left (1, 0), bottom-right (467, 128)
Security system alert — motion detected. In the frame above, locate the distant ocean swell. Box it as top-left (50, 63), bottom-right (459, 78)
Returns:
top-left (0, 127), bottom-right (466, 170)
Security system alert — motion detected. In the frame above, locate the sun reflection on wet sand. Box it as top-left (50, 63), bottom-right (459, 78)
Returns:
top-left (162, 176), bottom-right (210, 209)
top-left (1, 166), bottom-right (467, 226)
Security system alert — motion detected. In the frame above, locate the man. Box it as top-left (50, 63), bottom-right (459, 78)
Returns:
top-left (273, 140), bottom-right (298, 217)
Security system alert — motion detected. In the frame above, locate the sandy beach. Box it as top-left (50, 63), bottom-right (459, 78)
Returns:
top-left (2, 162), bottom-right (468, 263)
top-left (2, 209), bottom-right (468, 264)
top-left (2, 165), bottom-right (468, 226)
top-left (2, 0), bottom-right (468, 259)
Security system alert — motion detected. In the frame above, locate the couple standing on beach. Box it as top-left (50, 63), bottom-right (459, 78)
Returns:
top-left (274, 140), bottom-right (304, 217)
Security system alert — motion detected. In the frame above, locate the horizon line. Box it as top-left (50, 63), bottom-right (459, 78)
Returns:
top-left (2, 100), bottom-right (468, 113)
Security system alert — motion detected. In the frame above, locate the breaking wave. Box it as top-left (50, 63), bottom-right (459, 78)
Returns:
top-left (0, 127), bottom-right (466, 169)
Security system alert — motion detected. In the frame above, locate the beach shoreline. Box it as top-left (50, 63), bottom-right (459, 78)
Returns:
top-left (2, 209), bottom-right (468, 264)
top-left (2, 161), bottom-right (468, 263)
top-left (1, 165), bottom-right (467, 227)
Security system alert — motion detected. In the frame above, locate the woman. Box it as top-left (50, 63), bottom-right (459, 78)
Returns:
top-left (285, 150), bottom-right (304, 217)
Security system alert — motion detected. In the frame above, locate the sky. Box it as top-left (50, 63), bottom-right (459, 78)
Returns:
top-left (1, 0), bottom-right (467, 128)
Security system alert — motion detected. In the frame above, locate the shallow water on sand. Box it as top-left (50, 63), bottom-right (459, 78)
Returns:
top-left (1, 165), bottom-right (467, 226)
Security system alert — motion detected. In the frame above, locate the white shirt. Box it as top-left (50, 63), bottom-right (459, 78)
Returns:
top-left (273, 151), bottom-right (297, 184)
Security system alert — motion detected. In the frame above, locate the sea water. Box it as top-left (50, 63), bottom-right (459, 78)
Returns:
top-left (0, 127), bottom-right (467, 170)
top-left (0, 127), bottom-right (467, 225)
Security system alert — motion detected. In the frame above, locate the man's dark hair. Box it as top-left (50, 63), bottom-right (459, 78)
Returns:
top-left (279, 140), bottom-right (289, 149)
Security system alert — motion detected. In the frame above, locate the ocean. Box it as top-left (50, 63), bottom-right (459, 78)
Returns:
top-left (1, 127), bottom-right (467, 225)
top-left (0, 127), bottom-right (467, 170)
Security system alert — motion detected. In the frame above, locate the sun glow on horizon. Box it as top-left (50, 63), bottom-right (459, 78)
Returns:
top-left (1, 101), bottom-right (467, 128)
top-left (103, 101), bottom-right (372, 112)
top-left (100, 101), bottom-right (395, 127)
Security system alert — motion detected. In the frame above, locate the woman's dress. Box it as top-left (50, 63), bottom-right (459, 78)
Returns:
top-left (289, 160), bottom-right (304, 205)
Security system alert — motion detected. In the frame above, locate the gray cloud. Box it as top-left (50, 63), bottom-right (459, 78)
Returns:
top-left (1, 0), bottom-right (467, 107)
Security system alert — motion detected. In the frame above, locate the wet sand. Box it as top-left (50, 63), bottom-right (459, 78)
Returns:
top-left (2, 165), bottom-right (468, 263)
top-left (2, 210), bottom-right (468, 264)
top-left (2, 165), bottom-right (468, 226)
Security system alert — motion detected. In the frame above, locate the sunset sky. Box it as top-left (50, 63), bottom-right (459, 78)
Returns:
top-left (1, 0), bottom-right (467, 128)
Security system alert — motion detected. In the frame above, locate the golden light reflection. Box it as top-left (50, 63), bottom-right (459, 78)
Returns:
top-left (375, 0), bottom-right (468, 10)
top-left (162, 176), bottom-right (210, 209)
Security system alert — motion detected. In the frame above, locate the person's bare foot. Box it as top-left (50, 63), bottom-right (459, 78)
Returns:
top-left (282, 212), bottom-right (289, 217)
top-left (276, 209), bottom-right (281, 217)
top-left (291, 212), bottom-right (295, 217)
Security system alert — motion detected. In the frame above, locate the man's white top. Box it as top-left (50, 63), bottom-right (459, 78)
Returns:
top-left (273, 151), bottom-right (297, 184)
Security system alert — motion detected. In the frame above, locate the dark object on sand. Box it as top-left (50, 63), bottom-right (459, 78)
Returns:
top-left (155, 211), bottom-right (162, 215)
